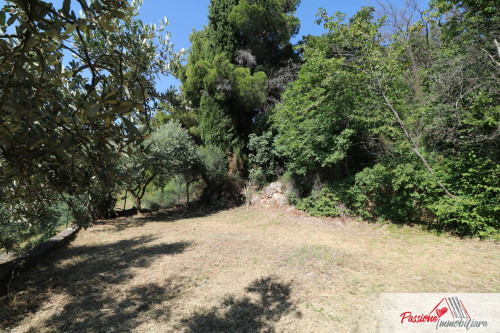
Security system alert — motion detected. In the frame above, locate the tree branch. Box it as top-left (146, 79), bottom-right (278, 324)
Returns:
top-left (376, 78), bottom-right (457, 199)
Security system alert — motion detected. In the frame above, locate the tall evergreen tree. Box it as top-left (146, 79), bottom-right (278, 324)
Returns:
top-left (206, 0), bottom-right (239, 61)
top-left (180, 0), bottom-right (301, 162)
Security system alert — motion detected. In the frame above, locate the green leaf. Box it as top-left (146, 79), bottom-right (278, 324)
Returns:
top-left (104, 90), bottom-right (118, 100)
top-left (88, 103), bottom-right (100, 117)
top-left (0, 11), bottom-right (5, 27)
top-left (122, 116), bottom-right (140, 136)
top-left (6, 14), bottom-right (16, 27)
top-left (25, 37), bottom-right (38, 49)
top-left (45, 43), bottom-right (57, 52)
top-left (62, 0), bottom-right (71, 16)
top-left (64, 24), bottom-right (76, 35)
top-left (63, 70), bottom-right (73, 78)
top-left (123, 70), bottom-right (133, 79)
top-left (115, 102), bottom-right (133, 115)
top-left (99, 17), bottom-right (118, 31)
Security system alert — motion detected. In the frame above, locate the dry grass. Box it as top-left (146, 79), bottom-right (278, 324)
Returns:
top-left (1, 204), bottom-right (499, 332)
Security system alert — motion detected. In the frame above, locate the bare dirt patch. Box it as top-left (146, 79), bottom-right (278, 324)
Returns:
top-left (1, 204), bottom-right (499, 332)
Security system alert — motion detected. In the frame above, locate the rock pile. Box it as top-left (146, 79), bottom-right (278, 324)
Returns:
top-left (249, 181), bottom-right (288, 207)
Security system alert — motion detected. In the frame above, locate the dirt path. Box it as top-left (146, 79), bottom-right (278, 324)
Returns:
top-left (1, 205), bottom-right (499, 332)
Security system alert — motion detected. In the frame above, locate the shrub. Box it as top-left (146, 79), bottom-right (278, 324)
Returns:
top-left (427, 153), bottom-right (500, 237)
top-left (146, 201), bottom-right (162, 212)
top-left (295, 188), bottom-right (340, 217)
top-left (248, 131), bottom-right (282, 184)
top-left (0, 203), bottom-right (63, 253)
top-left (144, 178), bottom-right (187, 209)
top-left (200, 145), bottom-right (228, 188)
top-left (249, 167), bottom-right (266, 187)
top-left (428, 197), bottom-right (499, 237)
top-left (353, 161), bottom-right (440, 223)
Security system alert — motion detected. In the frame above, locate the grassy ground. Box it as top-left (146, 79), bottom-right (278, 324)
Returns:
top-left (1, 204), bottom-right (499, 332)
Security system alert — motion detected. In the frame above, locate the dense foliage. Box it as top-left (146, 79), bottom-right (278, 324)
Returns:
top-left (272, 3), bottom-right (499, 237)
top-left (1, 0), bottom-right (498, 253)
top-left (179, 0), bottom-right (301, 158)
top-left (0, 0), bottom-right (179, 251)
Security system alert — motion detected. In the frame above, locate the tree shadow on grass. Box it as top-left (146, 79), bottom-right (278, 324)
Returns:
top-left (180, 276), bottom-right (301, 333)
top-left (96, 202), bottom-right (241, 232)
top-left (0, 235), bottom-right (190, 331)
top-left (41, 280), bottom-right (181, 333)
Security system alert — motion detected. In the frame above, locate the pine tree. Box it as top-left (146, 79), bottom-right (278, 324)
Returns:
top-left (206, 0), bottom-right (239, 61)
top-left (180, 0), bottom-right (301, 162)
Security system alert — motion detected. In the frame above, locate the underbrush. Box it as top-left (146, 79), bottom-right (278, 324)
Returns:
top-left (0, 202), bottom-right (70, 255)
top-left (281, 156), bottom-right (500, 238)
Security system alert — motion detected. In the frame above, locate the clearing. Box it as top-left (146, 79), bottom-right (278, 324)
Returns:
top-left (1, 204), bottom-right (499, 332)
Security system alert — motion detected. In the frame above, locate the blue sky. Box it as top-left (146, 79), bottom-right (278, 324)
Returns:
top-left (137, 0), bottom-right (383, 91)
top-left (137, 0), bottom-right (380, 50)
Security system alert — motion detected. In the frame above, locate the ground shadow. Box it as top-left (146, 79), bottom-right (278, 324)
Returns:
top-left (140, 203), bottom-right (237, 223)
top-left (0, 235), bottom-right (190, 331)
top-left (180, 276), bottom-right (300, 333)
top-left (41, 279), bottom-right (181, 332)
top-left (96, 202), bottom-right (242, 232)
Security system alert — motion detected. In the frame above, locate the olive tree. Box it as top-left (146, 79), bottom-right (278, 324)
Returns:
top-left (121, 121), bottom-right (201, 211)
top-left (0, 0), bottom-right (180, 251)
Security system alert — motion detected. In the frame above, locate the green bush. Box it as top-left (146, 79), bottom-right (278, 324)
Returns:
top-left (291, 178), bottom-right (367, 218)
top-left (353, 160), bottom-right (440, 223)
top-left (249, 167), bottom-right (266, 187)
top-left (295, 188), bottom-right (340, 217)
top-left (428, 197), bottom-right (499, 237)
top-left (427, 153), bottom-right (500, 237)
top-left (283, 152), bottom-right (499, 238)
top-left (0, 202), bottom-right (66, 253)
top-left (349, 152), bottom-right (500, 237)
top-left (200, 145), bottom-right (228, 188)
top-left (144, 178), bottom-right (186, 209)
top-left (146, 201), bottom-right (162, 212)
top-left (248, 131), bottom-right (282, 184)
